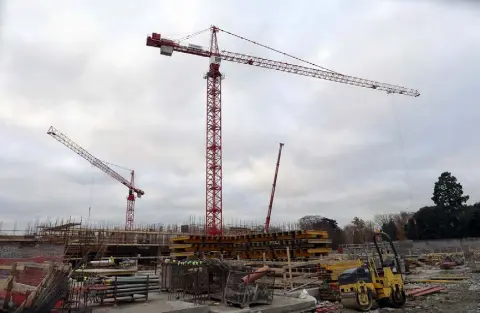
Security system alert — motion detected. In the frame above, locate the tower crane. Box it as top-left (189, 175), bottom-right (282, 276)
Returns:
top-left (146, 26), bottom-right (420, 236)
top-left (265, 143), bottom-right (284, 233)
top-left (47, 126), bottom-right (144, 230)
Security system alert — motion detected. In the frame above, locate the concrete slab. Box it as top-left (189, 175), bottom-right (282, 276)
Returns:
top-left (161, 301), bottom-right (210, 313)
top-left (100, 293), bottom-right (315, 313)
top-left (104, 294), bottom-right (210, 313)
top-left (275, 287), bottom-right (319, 299)
top-left (209, 296), bottom-right (316, 313)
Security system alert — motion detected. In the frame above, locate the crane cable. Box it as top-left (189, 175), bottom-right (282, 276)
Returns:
top-left (104, 160), bottom-right (132, 172)
top-left (391, 96), bottom-right (413, 211)
top-left (88, 164), bottom-right (95, 221)
top-left (175, 27), bottom-right (211, 43)
top-left (87, 160), bottom-right (133, 221)
top-left (217, 28), bottom-right (341, 74)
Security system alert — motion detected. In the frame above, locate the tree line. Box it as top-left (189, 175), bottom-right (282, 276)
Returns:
top-left (298, 171), bottom-right (480, 249)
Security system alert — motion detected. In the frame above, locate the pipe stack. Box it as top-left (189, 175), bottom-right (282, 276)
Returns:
top-left (96, 275), bottom-right (159, 301)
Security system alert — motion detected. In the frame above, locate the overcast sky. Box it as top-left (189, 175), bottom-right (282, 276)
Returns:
top-left (0, 0), bottom-right (479, 231)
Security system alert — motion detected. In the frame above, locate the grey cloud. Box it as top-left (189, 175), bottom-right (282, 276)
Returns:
top-left (1, 0), bottom-right (479, 230)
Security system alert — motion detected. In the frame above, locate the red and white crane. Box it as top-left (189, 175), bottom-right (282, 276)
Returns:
top-left (47, 126), bottom-right (144, 230)
top-left (265, 143), bottom-right (284, 233)
top-left (146, 26), bottom-right (420, 236)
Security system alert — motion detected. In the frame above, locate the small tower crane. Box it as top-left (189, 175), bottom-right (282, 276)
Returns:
top-left (47, 126), bottom-right (144, 230)
top-left (265, 143), bottom-right (284, 233)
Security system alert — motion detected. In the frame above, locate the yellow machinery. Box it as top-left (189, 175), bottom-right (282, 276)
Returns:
top-left (338, 232), bottom-right (406, 311)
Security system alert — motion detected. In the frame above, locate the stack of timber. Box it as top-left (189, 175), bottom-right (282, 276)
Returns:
top-left (169, 230), bottom-right (332, 260)
top-left (247, 259), bottom-right (323, 289)
top-left (238, 258), bottom-right (362, 290)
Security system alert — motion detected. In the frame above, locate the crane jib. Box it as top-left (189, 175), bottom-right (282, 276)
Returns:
top-left (146, 33), bottom-right (420, 97)
top-left (47, 126), bottom-right (144, 195)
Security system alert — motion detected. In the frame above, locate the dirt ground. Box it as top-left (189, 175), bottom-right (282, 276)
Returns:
top-left (343, 271), bottom-right (480, 313)
top-left (402, 275), bottom-right (479, 313)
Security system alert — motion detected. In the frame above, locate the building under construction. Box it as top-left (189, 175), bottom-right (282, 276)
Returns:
top-left (0, 218), bottom-right (330, 265)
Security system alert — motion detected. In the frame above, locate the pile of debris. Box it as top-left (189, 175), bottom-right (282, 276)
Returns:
top-left (407, 285), bottom-right (445, 298)
top-left (440, 254), bottom-right (464, 269)
top-left (315, 300), bottom-right (342, 312)
top-left (405, 253), bottom-right (466, 272)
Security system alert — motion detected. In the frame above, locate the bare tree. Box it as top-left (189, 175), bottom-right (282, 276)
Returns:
top-left (374, 214), bottom-right (395, 227)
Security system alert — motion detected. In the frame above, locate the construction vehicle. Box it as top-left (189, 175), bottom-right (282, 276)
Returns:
top-left (338, 231), bottom-right (406, 311)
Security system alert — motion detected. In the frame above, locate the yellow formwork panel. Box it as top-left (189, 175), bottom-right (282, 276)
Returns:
top-left (308, 239), bottom-right (332, 244)
top-left (170, 252), bottom-right (195, 258)
top-left (304, 230), bottom-right (329, 237)
top-left (185, 246), bottom-right (236, 252)
top-left (325, 260), bottom-right (362, 270)
top-left (172, 230), bottom-right (329, 243)
top-left (183, 235), bottom-right (203, 243)
top-left (168, 230), bottom-right (332, 260)
top-left (170, 236), bottom-right (191, 243)
top-left (169, 244), bottom-right (192, 249)
top-left (307, 248), bottom-right (332, 254)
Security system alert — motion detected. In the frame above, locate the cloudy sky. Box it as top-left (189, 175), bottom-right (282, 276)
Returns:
top-left (0, 0), bottom-right (479, 231)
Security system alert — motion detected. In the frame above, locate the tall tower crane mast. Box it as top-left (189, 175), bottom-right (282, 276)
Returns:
top-left (146, 26), bottom-right (420, 236)
top-left (47, 126), bottom-right (145, 230)
top-left (265, 143), bottom-right (284, 233)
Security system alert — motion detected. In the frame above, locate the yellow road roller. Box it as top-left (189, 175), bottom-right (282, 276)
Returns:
top-left (338, 231), bottom-right (406, 311)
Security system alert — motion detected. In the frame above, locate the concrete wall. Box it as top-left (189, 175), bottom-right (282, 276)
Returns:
top-left (397, 237), bottom-right (480, 254)
top-left (0, 243), bottom-right (64, 259)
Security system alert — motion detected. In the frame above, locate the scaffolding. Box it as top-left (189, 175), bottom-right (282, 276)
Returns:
top-left (0, 217), bottom-right (309, 265)
top-left (0, 216), bottom-right (303, 246)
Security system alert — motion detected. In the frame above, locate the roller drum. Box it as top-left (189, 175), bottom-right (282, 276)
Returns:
top-left (340, 296), bottom-right (358, 310)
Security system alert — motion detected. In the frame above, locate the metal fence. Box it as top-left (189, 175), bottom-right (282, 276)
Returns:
top-left (159, 259), bottom-right (275, 308)
top-left (65, 275), bottom-right (158, 308)
top-left (160, 261), bottom-right (229, 303)
top-left (224, 270), bottom-right (275, 308)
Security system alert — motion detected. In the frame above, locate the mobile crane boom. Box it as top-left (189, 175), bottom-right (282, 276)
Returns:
top-left (265, 143), bottom-right (284, 233)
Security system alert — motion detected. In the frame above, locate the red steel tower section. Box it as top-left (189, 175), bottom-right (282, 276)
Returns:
top-left (204, 27), bottom-right (224, 236)
top-left (126, 170), bottom-right (136, 229)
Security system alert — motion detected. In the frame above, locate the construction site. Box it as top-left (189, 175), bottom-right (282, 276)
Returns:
top-left (1, 11), bottom-right (479, 313)
top-left (1, 216), bottom-right (480, 313)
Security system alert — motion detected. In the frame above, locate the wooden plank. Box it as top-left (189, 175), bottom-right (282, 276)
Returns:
top-left (2, 262), bottom-right (17, 310)
top-left (286, 247), bottom-right (293, 289)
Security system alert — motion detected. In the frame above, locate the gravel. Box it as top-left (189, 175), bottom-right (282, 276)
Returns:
top-left (342, 272), bottom-right (480, 313)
